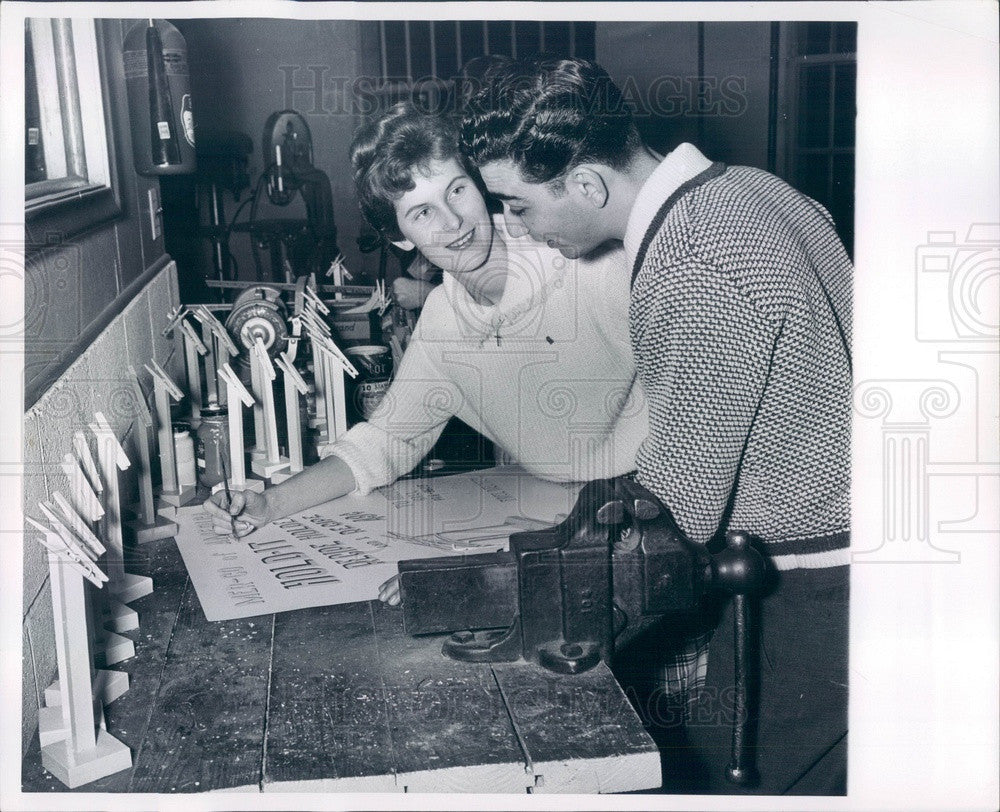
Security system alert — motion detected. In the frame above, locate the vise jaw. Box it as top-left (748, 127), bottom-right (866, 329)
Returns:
top-left (397, 476), bottom-right (719, 675)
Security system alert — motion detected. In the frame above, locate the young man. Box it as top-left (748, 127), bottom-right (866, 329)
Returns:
top-left (460, 57), bottom-right (851, 795)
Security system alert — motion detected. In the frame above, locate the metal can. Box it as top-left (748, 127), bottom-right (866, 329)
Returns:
top-left (196, 406), bottom-right (230, 487)
top-left (345, 344), bottom-right (393, 423)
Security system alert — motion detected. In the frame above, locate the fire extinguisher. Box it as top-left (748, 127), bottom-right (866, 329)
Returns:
top-left (123, 19), bottom-right (196, 176)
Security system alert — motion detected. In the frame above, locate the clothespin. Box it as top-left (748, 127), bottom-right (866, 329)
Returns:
top-left (252, 337), bottom-right (276, 382)
top-left (71, 432), bottom-right (103, 499)
top-left (144, 360), bottom-right (184, 401)
top-left (303, 285), bottom-right (330, 315)
top-left (217, 363), bottom-right (255, 407)
top-left (275, 352), bottom-right (308, 394)
top-left (325, 254), bottom-right (353, 281)
top-left (377, 279), bottom-right (391, 316)
top-left (315, 335), bottom-right (359, 378)
top-left (60, 453), bottom-right (104, 521)
top-left (89, 412), bottom-right (131, 472)
top-left (299, 307), bottom-right (331, 337)
top-left (179, 319), bottom-right (209, 355)
top-left (127, 369), bottom-right (153, 427)
top-left (161, 305), bottom-right (190, 337)
top-left (193, 305), bottom-right (239, 356)
top-left (50, 492), bottom-right (106, 557)
top-left (27, 515), bottom-right (108, 588)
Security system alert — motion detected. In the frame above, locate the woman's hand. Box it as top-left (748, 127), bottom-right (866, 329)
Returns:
top-left (377, 574), bottom-right (401, 606)
top-left (202, 489), bottom-right (271, 538)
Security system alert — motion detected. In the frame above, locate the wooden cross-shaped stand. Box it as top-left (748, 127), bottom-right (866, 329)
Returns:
top-left (125, 369), bottom-right (178, 543)
top-left (215, 363), bottom-right (265, 494)
top-left (59, 452), bottom-right (136, 635)
top-left (300, 305), bottom-right (357, 452)
top-left (27, 521), bottom-right (132, 788)
top-left (89, 412), bottom-right (153, 605)
top-left (249, 337), bottom-right (290, 481)
top-left (270, 351), bottom-right (309, 484)
top-left (192, 305), bottom-right (239, 409)
top-left (44, 492), bottom-right (135, 665)
top-left (145, 359), bottom-right (196, 508)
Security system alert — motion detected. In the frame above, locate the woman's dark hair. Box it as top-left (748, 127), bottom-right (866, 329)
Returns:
top-left (350, 102), bottom-right (481, 240)
top-left (460, 56), bottom-right (642, 185)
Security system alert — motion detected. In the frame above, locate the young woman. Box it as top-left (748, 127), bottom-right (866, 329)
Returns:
top-left (203, 103), bottom-right (648, 601)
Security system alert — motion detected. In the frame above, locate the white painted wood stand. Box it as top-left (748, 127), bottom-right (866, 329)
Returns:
top-left (145, 359), bottom-right (196, 508)
top-left (89, 412), bottom-right (153, 606)
top-left (125, 370), bottom-right (178, 544)
top-left (299, 304), bottom-right (356, 454)
top-left (192, 305), bottom-right (239, 410)
top-left (215, 363), bottom-right (265, 495)
top-left (249, 337), bottom-right (289, 481)
top-left (27, 522), bottom-right (132, 787)
top-left (270, 351), bottom-right (308, 484)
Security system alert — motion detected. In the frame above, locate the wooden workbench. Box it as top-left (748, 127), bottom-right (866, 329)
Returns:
top-left (21, 535), bottom-right (661, 795)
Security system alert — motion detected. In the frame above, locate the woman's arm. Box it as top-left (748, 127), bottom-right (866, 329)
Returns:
top-left (203, 453), bottom-right (357, 537)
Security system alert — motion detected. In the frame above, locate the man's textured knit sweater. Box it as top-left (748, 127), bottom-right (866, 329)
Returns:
top-left (626, 144), bottom-right (852, 570)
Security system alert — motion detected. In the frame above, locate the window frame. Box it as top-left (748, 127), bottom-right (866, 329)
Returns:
top-left (24, 19), bottom-right (125, 249)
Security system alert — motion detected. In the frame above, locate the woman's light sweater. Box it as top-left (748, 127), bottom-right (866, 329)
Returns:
top-left (323, 218), bottom-right (648, 495)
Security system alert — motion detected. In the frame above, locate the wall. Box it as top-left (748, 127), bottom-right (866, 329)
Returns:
top-left (25, 18), bottom-right (169, 397)
top-left (21, 18), bottom-right (176, 756)
top-left (175, 19), bottom-right (375, 289)
top-left (596, 21), bottom-right (773, 170)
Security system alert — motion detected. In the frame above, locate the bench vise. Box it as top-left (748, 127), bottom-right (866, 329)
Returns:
top-left (396, 475), bottom-right (766, 785)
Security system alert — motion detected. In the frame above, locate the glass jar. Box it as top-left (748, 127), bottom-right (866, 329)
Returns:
top-left (196, 406), bottom-right (229, 488)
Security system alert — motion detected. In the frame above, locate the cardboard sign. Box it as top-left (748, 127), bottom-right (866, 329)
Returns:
top-left (173, 467), bottom-right (582, 621)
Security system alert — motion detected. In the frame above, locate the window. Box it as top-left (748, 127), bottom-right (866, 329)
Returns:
top-left (364, 20), bottom-right (596, 110)
top-left (780, 22), bottom-right (856, 255)
top-left (24, 18), bottom-right (122, 241)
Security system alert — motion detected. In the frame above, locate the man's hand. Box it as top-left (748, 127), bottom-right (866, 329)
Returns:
top-left (203, 490), bottom-right (271, 538)
top-left (378, 574), bottom-right (401, 606)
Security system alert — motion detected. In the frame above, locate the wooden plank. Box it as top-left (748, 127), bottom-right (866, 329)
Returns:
top-left (262, 602), bottom-right (398, 793)
top-left (369, 602), bottom-right (531, 793)
top-left (491, 660), bottom-right (662, 794)
top-left (127, 567), bottom-right (273, 793)
top-left (22, 538), bottom-right (189, 793)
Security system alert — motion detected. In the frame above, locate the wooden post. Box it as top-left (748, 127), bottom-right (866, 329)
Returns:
top-left (125, 369), bottom-right (178, 543)
top-left (28, 523), bottom-right (131, 788)
top-left (198, 316), bottom-right (219, 407)
top-left (250, 337), bottom-right (289, 480)
top-left (215, 363), bottom-right (265, 494)
top-left (271, 352), bottom-right (308, 484)
top-left (248, 344), bottom-right (266, 458)
top-left (90, 412), bottom-right (153, 604)
top-left (179, 318), bottom-right (208, 427)
top-left (145, 359), bottom-right (196, 507)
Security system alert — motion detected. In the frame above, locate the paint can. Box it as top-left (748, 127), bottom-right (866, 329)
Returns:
top-left (345, 344), bottom-right (393, 423)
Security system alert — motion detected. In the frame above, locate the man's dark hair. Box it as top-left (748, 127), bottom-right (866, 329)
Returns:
top-left (350, 102), bottom-right (481, 240)
top-left (460, 56), bottom-right (643, 185)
